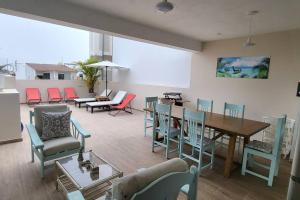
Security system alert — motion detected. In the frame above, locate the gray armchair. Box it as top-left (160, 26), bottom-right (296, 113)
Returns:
top-left (26, 104), bottom-right (91, 177)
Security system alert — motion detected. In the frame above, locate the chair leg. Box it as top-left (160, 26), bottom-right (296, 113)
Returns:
top-left (166, 138), bottom-right (170, 159)
top-left (275, 158), bottom-right (280, 177)
top-left (268, 159), bottom-right (276, 186)
top-left (40, 159), bottom-right (45, 178)
top-left (241, 149), bottom-right (248, 176)
top-left (210, 143), bottom-right (215, 169)
top-left (31, 147), bottom-right (34, 163)
top-left (144, 115), bottom-right (147, 137)
top-left (152, 133), bottom-right (155, 153)
top-left (198, 150), bottom-right (203, 175)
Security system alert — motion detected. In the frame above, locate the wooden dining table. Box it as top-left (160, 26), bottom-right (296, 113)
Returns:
top-left (144, 105), bottom-right (270, 178)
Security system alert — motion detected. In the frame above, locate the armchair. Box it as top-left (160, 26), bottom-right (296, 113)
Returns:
top-left (26, 104), bottom-right (91, 178)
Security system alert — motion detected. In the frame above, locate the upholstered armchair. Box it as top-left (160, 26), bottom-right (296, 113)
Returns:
top-left (26, 104), bottom-right (91, 177)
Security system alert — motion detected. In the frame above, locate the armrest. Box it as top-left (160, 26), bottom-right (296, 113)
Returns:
top-left (26, 124), bottom-right (44, 149)
top-left (67, 191), bottom-right (85, 200)
top-left (71, 117), bottom-right (91, 138)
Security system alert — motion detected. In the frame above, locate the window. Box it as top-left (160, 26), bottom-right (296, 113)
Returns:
top-left (58, 73), bottom-right (65, 80)
top-left (43, 73), bottom-right (50, 79)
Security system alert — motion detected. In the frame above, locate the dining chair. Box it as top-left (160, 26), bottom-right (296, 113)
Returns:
top-left (179, 108), bottom-right (215, 174)
top-left (197, 98), bottom-right (214, 139)
top-left (144, 96), bottom-right (158, 136)
top-left (221, 102), bottom-right (245, 157)
top-left (196, 99), bottom-right (213, 112)
top-left (152, 103), bottom-right (180, 159)
top-left (262, 116), bottom-right (295, 159)
top-left (242, 115), bottom-right (287, 186)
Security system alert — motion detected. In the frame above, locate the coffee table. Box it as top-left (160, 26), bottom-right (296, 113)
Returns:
top-left (56, 151), bottom-right (123, 200)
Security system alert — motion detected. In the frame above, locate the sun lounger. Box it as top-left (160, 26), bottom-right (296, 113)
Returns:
top-left (47, 88), bottom-right (63, 103)
top-left (64, 87), bottom-right (79, 102)
top-left (86, 91), bottom-right (127, 113)
top-left (26, 88), bottom-right (41, 104)
top-left (109, 93), bottom-right (136, 116)
top-left (74, 89), bottom-right (112, 108)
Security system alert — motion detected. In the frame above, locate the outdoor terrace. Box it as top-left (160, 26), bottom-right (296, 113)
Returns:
top-left (0, 104), bottom-right (291, 200)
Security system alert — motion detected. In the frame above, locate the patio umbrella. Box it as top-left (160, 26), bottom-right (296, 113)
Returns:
top-left (86, 60), bottom-right (128, 96)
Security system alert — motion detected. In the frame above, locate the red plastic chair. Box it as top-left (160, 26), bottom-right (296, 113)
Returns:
top-left (47, 88), bottom-right (63, 103)
top-left (64, 87), bottom-right (79, 102)
top-left (109, 93), bottom-right (136, 116)
top-left (26, 88), bottom-right (41, 104)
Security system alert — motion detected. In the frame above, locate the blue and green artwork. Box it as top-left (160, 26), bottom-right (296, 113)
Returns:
top-left (216, 56), bottom-right (270, 79)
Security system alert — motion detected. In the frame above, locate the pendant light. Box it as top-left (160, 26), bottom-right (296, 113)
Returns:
top-left (156, 0), bottom-right (174, 13)
top-left (244, 10), bottom-right (259, 48)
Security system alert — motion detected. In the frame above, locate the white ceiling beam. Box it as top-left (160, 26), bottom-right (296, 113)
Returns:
top-left (0, 0), bottom-right (202, 52)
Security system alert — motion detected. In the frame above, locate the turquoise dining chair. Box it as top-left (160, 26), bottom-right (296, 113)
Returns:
top-left (152, 103), bottom-right (180, 159)
top-left (197, 98), bottom-right (213, 112)
top-left (241, 115), bottom-right (287, 186)
top-left (179, 108), bottom-right (215, 174)
top-left (197, 98), bottom-right (214, 139)
top-left (144, 96), bottom-right (158, 136)
top-left (221, 102), bottom-right (245, 157)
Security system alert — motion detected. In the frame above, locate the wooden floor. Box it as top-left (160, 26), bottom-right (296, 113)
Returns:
top-left (0, 104), bottom-right (291, 200)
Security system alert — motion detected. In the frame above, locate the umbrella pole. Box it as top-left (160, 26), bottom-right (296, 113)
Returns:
top-left (106, 66), bottom-right (108, 96)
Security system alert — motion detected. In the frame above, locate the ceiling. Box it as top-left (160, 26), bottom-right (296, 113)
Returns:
top-left (65, 0), bottom-right (300, 41)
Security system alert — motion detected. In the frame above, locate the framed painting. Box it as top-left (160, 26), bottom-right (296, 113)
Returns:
top-left (216, 56), bottom-right (270, 79)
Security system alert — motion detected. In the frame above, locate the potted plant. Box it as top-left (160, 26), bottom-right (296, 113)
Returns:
top-left (77, 56), bottom-right (101, 97)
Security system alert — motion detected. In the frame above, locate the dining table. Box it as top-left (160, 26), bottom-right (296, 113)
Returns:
top-left (144, 105), bottom-right (270, 178)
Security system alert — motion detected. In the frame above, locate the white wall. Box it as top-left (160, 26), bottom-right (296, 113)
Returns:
top-left (16, 80), bottom-right (100, 103)
top-left (107, 29), bottom-right (300, 121)
top-left (112, 37), bottom-right (192, 88)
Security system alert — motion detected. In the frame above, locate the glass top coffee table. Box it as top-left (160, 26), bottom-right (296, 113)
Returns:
top-left (56, 151), bottom-right (123, 200)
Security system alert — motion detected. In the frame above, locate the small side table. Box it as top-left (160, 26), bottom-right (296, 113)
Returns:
top-left (96, 96), bottom-right (110, 101)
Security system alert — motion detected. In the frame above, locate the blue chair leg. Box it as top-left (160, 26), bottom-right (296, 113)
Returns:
top-left (40, 158), bottom-right (45, 178)
top-left (268, 160), bottom-right (276, 186)
top-left (210, 144), bottom-right (215, 169)
top-left (198, 150), bottom-right (203, 175)
top-left (241, 149), bottom-right (248, 176)
top-left (144, 114), bottom-right (147, 136)
top-left (166, 138), bottom-right (170, 159)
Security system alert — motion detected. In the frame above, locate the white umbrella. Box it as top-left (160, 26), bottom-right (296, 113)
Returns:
top-left (86, 60), bottom-right (128, 96)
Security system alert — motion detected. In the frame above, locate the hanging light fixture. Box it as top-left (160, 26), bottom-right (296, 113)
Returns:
top-left (156, 0), bottom-right (174, 13)
top-left (244, 10), bottom-right (259, 48)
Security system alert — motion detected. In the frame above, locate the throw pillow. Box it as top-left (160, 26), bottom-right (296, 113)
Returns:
top-left (41, 110), bottom-right (72, 140)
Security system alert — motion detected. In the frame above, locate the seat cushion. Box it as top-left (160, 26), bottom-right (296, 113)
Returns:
top-left (246, 140), bottom-right (273, 153)
top-left (112, 158), bottom-right (188, 200)
top-left (41, 111), bottom-right (72, 140)
top-left (43, 137), bottom-right (80, 156)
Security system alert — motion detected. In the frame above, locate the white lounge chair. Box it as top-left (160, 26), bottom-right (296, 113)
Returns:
top-left (86, 91), bottom-right (127, 113)
top-left (74, 89), bottom-right (112, 108)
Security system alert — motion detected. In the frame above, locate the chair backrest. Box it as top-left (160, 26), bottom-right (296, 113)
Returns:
top-left (47, 88), bottom-right (62, 99)
top-left (131, 166), bottom-right (198, 200)
top-left (26, 88), bottom-right (41, 99)
top-left (117, 93), bottom-right (136, 108)
top-left (64, 87), bottom-right (77, 98)
top-left (181, 108), bottom-right (206, 147)
top-left (112, 91), bottom-right (127, 104)
top-left (153, 103), bottom-right (172, 136)
top-left (112, 158), bottom-right (195, 200)
top-left (32, 104), bottom-right (69, 136)
top-left (272, 115), bottom-right (287, 156)
top-left (197, 98), bottom-right (213, 112)
top-left (145, 97), bottom-right (158, 118)
top-left (100, 89), bottom-right (112, 97)
top-left (224, 102), bottom-right (245, 118)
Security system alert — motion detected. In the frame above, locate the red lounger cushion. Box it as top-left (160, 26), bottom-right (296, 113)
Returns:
top-left (26, 88), bottom-right (41, 102)
top-left (64, 87), bottom-right (79, 100)
top-left (47, 88), bottom-right (62, 101)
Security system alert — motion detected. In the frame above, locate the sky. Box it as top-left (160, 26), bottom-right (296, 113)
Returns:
top-left (0, 13), bottom-right (89, 65)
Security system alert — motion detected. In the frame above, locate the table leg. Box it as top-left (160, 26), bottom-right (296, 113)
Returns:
top-left (224, 134), bottom-right (237, 178)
